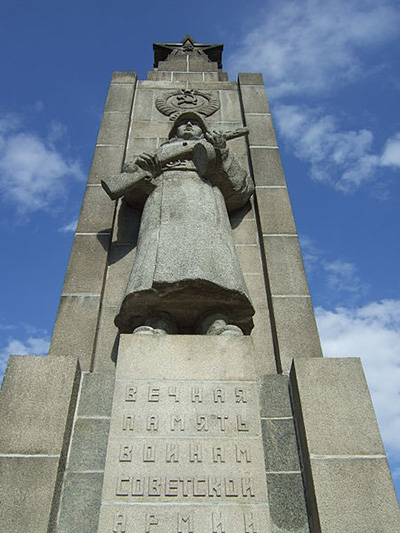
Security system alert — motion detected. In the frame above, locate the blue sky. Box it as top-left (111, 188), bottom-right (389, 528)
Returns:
top-left (0, 0), bottom-right (399, 500)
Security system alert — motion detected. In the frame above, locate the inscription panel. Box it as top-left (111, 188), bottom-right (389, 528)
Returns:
top-left (99, 336), bottom-right (271, 531)
top-left (98, 504), bottom-right (271, 532)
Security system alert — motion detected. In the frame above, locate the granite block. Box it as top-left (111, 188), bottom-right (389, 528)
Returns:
top-left (240, 84), bottom-right (270, 113)
top-left (246, 114), bottom-right (278, 146)
top-left (310, 458), bottom-right (400, 532)
top-left (62, 234), bottom-right (110, 295)
top-left (125, 136), bottom-right (158, 160)
top-left (219, 89), bottom-right (242, 121)
top-left (0, 456), bottom-right (60, 533)
top-left (236, 244), bottom-right (263, 274)
top-left (132, 86), bottom-right (154, 121)
top-left (77, 373), bottom-right (115, 418)
top-left (0, 356), bottom-right (80, 454)
top-left (259, 374), bottom-right (292, 418)
top-left (291, 358), bottom-right (386, 456)
top-left (238, 73), bottom-right (264, 85)
top-left (112, 200), bottom-right (141, 244)
top-left (256, 187), bottom-right (297, 235)
top-left (58, 472), bottom-right (104, 532)
top-left (68, 418), bottom-right (110, 472)
top-left (97, 111), bottom-right (130, 145)
top-left (87, 144), bottom-right (125, 184)
top-left (172, 72), bottom-right (203, 82)
top-left (111, 71), bottom-right (137, 84)
top-left (76, 185), bottom-right (115, 234)
top-left (103, 245), bottom-right (136, 307)
top-left (158, 57), bottom-right (187, 71)
top-left (204, 71), bottom-right (220, 81)
top-left (49, 295), bottom-right (100, 370)
top-left (231, 218), bottom-right (258, 244)
top-left (92, 305), bottom-right (119, 373)
top-left (266, 473), bottom-right (310, 533)
top-left (243, 273), bottom-right (268, 305)
top-left (128, 120), bottom-right (171, 139)
top-left (262, 418), bottom-right (300, 472)
top-left (105, 84), bottom-right (135, 113)
top-left (263, 235), bottom-right (310, 295)
top-left (250, 147), bottom-right (287, 186)
top-left (272, 296), bottom-right (323, 372)
top-left (188, 56), bottom-right (218, 72)
top-left (250, 305), bottom-right (277, 375)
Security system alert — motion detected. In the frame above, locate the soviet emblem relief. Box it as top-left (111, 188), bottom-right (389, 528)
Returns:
top-left (156, 88), bottom-right (220, 120)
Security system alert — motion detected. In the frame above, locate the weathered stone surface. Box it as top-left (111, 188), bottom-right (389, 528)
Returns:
top-left (246, 114), bottom-right (278, 146)
top-left (266, 473), bottom-right (310, 533)
top-left (97, 111), bottom-right (130, 145)
top-left (189, 56), bottom-right (218, 72)
top-left (173, 72), bottom-right (203, 82)
top-left (103, 246), bottom-right (136, 307)
top-left (238, 73), bottom-right (265, 85)
top-left (68, 418), bottom-right (110, 472)
top-left (231, 218), bottom-right (258, 244)
top-left (87, 144), bottom-right (125, 184)
top-left (250, 147), bottom-right (287, 186)
top-left (0, 356), bottom-right (80, 454)
top-left (219, 89), bottom-right (242, 121)
top-left (240, 83), bottom-right (270, 113)
top-left (250, 305), bottom-right (278, 375)
top-left (112, 200), bottom-right (141, 244)
top-left (0, 456), bottom-right (60, 533)
top-left (272, 296), bottom-right (323, 372)
top-left (77, 372), bottom-right (115, 418)
top-left (310, 458), bottom-right (400, 532)
top-left (132, 86), bottom-right (154, 121)
top-left (158, 57), bottom-right (187, 71)
top-left (105, 83), bottom-right (135, 112)
top-left (128, 119), bottom-right (171, 139)
top-left (62, 234), bottom-right (110, 295)
top-left (236, 244), bottom-right (263, 273)
top-left (50, 295), bottom-right (100, 370)
top-left (125, 136), bottom-right (158, 160)
top-left (111, 71), bottom-right (137, 84)
top-left (76, 185), bottom-right (115, 234)
top-left (263, 235), bottom-right (310, 295)
top-left (291, 358), bottom-right (386, 456)
top-left (256, 187), bottom-right (297, 235)
top-left (259, 374), bottom-right (292, 418)
top-left (58, 472), bottom-right (104, 532)
top-left (262, 419), bottom-right (300, 472)
top-left (92, 305), bottom-right (119, 372)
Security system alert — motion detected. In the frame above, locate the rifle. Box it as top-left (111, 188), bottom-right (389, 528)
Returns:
top-left (101, 127), bottom-right (249, 201)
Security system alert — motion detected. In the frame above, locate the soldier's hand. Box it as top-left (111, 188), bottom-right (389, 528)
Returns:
top-left (134, 153), bottom-right (162, 176)
top-left (205, 130), bottom-right (227, 150)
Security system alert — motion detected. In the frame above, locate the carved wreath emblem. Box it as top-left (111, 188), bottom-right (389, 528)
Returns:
top-left (156, 89), bottom-right (220, 120)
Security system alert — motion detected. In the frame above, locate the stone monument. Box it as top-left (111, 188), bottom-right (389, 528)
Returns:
top-left (0, 35), bottom-right (399, 532)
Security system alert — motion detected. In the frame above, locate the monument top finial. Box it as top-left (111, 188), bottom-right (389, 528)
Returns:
top-left (153, 36), bottom-right (223, 68)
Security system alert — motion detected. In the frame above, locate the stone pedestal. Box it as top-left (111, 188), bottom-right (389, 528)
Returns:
top-left (98, 335), bottom-right (272, 532)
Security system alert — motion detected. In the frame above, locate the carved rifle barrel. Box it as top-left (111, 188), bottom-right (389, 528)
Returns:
top-left (101, 127), bottom-right (249, 200)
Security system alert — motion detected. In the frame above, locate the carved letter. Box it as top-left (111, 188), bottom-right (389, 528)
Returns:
top-left (236, 444), bottom-right (251, 463)
top-left (148, 386), bottom-right (160, 402)
top-left (225, 478), bottom-right (238, 497)
top-left (213, 446), bottom-right (225, 463)
top-left (177, 513), bottom-right (194, 532)
top-left (148, 477), bottom-right (162, 496)
top-left (168, 386), bottom-right (180, 402)
top-left (197, 415), bottom-right (208, 431)
top-left (241, 477), bottom-right (255, 497)
top-left (147, 415), bottom-right (158, 431)
top-left (216, 415), bottom-right (228, 431)
top-left (235, 387), bottom-right (247, 403)
top-left (212, 511), bottom-right (226, 533)
top-left (208, 477), bottom-right (223, 497)
top-left (189, 443), bottom-right (202, 463)
top-left (132, 477), bottom-right (144, 496)
top-left (213, 388), bottom-right (225, 403)
top-left (119, 444), bottom-right (133, 462)
top-left (145, 513), bottom-right (159, 532)
top-left (125, 386), bottom-right (137, 402)
top-left (191, 387), bottom-right (203, 403)
top-left (165, 478), bottom-right (179, 497)
top-left (193, 477), bottom-right (206, 497)
top-left (237, 415), bottom-right (249, 432)
top-left (166, 443), bottom-right (179, 463)
top-left (113, 512), bottom-right (126, 532)
top-left (244, 512), bottom-right (257, 532)
top-left (143, 444), bottom-right (156, 462)
top-left (171, 415), bottom-right (185, 431)
top-left (116, 476), bottom-right (130, 497)
top-left (123, 414), bottom-right (135, 431)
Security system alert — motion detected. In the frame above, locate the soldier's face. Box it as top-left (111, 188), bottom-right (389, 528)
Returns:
top-left (176, 120), bottom-right (203, 140)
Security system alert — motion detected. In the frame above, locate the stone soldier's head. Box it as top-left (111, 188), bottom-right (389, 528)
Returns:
top-left (169, 112), bottom-right (208, 141)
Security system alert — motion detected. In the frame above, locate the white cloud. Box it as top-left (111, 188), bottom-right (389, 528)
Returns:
top-left (0, 335), bottom-right (50, 384)
top-left (59, 218), bottom-right (78, 233)
top-left (274, 105), bottom-right (398, 193)
top-left (228, 0), bottom-right (399, 97)
top-left (316, 300), bottom-right (400, 460)
top-left (0, 113), bottom-right (84, 216)
top-left (380, 133), bottom-right (400, 168)
top-left (324, 259), bottom-right (367, 296)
